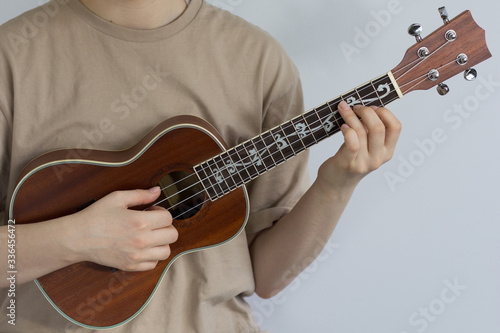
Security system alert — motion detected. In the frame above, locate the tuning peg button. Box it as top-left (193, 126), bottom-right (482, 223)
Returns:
top-left (464, 68), bottom-right (477, 81)
top-left (418, 47), bottom-right (429, 58)
top-left (439, 7), bottom-right (450, 24)
top-left (408, 23), bottom-right (423, 42)
top-left (445, 30), bottom-right (457, 42)
top-left (437, 83), bottom-right (450, 96)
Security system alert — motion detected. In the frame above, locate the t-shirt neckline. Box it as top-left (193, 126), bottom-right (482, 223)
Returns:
top-left (66, 0), bottom-right (202, 42)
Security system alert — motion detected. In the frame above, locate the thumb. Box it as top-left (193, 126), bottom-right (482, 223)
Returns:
top-left (339, 123), bottom-right (360, 161)
top-left (113, 186), bottom-right (162, 208)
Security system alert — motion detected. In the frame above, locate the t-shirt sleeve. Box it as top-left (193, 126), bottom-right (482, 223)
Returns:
top-left (244, 62), bottom-right (310, 237)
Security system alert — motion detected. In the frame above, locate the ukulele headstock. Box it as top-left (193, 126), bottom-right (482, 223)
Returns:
top-left (391, 7), bottom-right (492, 96)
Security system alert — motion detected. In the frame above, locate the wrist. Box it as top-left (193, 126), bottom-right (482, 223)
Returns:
top-left (310, 176), bottom-right (358, 204)
top-left (58, 213), bottom-right (88, 265)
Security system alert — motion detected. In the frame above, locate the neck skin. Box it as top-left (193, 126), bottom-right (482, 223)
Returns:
top-left (79, 0), bottom-right (188, 29)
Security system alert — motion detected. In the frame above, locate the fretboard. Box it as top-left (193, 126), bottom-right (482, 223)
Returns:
top-left (194, 72), bottom-right (402, 201)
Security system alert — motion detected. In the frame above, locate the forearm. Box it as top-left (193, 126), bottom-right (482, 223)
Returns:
top-left (250, 102), bottom-right (401, 298)
top-left (0, 188), bottom-right (176, 288)
top-left (0, 216), bottom-right (77, 288)
top-left (250, 178), bottom-right (357, 298)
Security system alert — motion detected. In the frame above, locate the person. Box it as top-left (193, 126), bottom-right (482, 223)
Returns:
top-left (0, 0), bottom-right (401, 332)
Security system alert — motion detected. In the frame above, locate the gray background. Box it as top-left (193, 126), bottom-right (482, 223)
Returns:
top-left (1, 1), bottom-right (499, 332)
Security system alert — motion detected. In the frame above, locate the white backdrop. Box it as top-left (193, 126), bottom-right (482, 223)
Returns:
top-left (2, 1), bottom-right (499, 333)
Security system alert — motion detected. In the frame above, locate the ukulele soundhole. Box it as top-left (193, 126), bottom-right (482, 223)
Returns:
top-left (157, 170), bottom-right (205, 220)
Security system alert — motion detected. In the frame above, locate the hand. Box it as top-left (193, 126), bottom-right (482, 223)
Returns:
top-left (67, 187), bottom-right (178, 271)
top-left (317, 101), bottom-right (402, 191)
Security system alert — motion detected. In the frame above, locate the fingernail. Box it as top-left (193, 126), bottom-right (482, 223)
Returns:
top-left (149, 186), bottom-right (160, 193)
top-left (339, 101), bottom-right (350, 111)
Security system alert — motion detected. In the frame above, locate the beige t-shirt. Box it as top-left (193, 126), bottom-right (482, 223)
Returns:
top-left (0, 0), bottom-right (310, 332)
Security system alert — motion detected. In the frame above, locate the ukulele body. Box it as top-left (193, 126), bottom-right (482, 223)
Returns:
top-left (9, 115), bottom-right (249, 329)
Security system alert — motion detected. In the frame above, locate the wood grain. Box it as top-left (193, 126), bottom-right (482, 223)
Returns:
top-left (11, 116), bottom-right (248, 328)
top-left (392, 11), bottom-right (491, 94)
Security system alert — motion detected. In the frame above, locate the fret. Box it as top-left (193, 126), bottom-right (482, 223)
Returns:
top-left (269, 127), bottom-right (294, 161)
top-left (277, 125), bottom-right (297, 159)
top-left (234, 145), bottom-right (255, 182)
top-left (214, 154), bottom-right (237, 190)
top-left (291, 116), bottom-right (316, 148)
top-left (299, 114), bottom-right (318, 144)
top-left (193, 164), bottom-right (213, 200)
top-left (316, 102), bottom-right (343, 136)
top-left (328, 97), bottom-right (341, 111)
top-left (207, 158), bottom-right (230, 195)
top-left (206, 161), bottom-right (225, 198)
top-left (370, 80), bottom-right (384, 107)
top-left (261, 131), bottom-right (286, 165)
top-left (303, 110), bottom-right (328, 141)
top-left (311, 108), bottom-right (331, 139)
top-left (247, 139), bottom-right (270, 172)
top-left (194, 162), bottom-right (221, 200)
top-left (342, 90), bottom-right (361, 108)
top-left (373, 75), bottom-right (400, 106)
top-left (355, 87), bottom-right (366, 106)
top-left (235, 142), bottom-right (260, 180)
top-left (343, 81), bottom-right (387, 108)
top-left (326, 100), bottom-right (344, 132)
top-left (242, 140), bottom-right (267, 175)
top-left (222, 150), bottom-right (245, 186)
top-left (252, 135), bottom-right (277, 170)
top-left (262, 134), bottom-right (280, 165)
top-left (359, 83), bottom-right (380, 107)
top-left (225, 147), bottom-right (251, 184)
top-left (280, 122), bottom-right (306, 155)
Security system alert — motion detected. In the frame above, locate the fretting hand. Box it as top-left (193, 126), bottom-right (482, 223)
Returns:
top-left (316, 100), bottom-right (402, 191)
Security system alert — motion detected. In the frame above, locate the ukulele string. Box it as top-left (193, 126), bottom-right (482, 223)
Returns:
top-left (158, 67), bottom-right (420, 215)
top-left (149, 75), bottom-right (393, 208)
top-left (149, 74), bottom-right (395, 206)
top-left (167, 89), bottom-right (404, 220)
top-left (170, 96), bottom-right (405, 221)
top-left (391, 56), bottom-right (426, 76)
top-left (394, 40), bottom-right (450, 82)
top-left (153, 76), bottom-right (404, 213)
top-left (399, 57), bottom-right (460, 95)
top-left (154, 82), bottom-right (405, 217)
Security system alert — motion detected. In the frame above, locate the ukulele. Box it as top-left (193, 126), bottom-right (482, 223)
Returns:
top-left (9, 7), bottom-right (491, 329)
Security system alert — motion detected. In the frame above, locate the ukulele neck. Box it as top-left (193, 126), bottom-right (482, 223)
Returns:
top-left (194, 72), bottom-right (403, 201)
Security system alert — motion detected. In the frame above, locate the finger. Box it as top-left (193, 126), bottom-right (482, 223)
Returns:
top-left (376, 107), bottom-right (402, 151)
top-left (144, 209), bottom-right (174, 229)
top-left (110, 187), bottom-right (162, 208)
top-left (127, 261), bottom-right (159, 272)
top-left (339, 123), bottom-right (360, 161)
top-left (352, 105), bottom-right (386, 157)
top-left (145, 205), bottom-right (167, 212)
top-left (148, 225), bottom-right (179, 247)
top-left (144, 244), bottom-right (173, 262)
top-left (131, 244), bottom-right (173, 265)
top-left (338, 101), bottom-right (367, 146)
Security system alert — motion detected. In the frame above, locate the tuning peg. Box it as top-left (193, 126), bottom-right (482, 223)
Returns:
top-left (464, 68), bottom-right (477, 81)
top-left (408, 23), bottom-right (423, 42)
top-left (437, 83), bottom-right (450, 96)
top-left (439, 7), bottom-right (450, 24)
